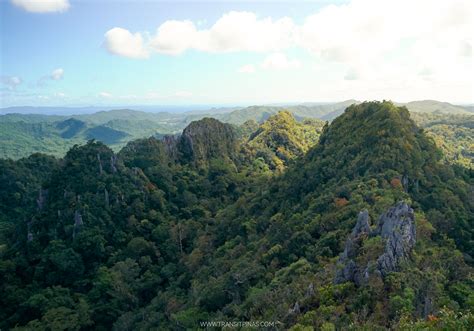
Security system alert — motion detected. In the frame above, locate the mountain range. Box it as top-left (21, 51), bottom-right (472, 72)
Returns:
top-left (1, 100), bottom-right (472, 168)
top-left (0, 101), bottom-right (472, 330)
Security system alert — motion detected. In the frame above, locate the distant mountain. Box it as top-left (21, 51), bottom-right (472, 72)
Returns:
top-left (216, 100), bottom-right (359, 124)
top-left (0, 106), bottom-right (110, 116)
top-left (459, 105), bottom-right (474, 113)
top-left (399, 100), bottom-right (471, 114)
top-left (72, 109), bottom-right (177, 124)
top-left (0, 109), bottom-right (190, 159)
top-left (0, 105), bottom-right (241, 116)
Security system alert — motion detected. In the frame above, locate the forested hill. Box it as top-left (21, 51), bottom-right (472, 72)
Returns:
top-left (2, 100), bottom-right (472, 167)
top-left (0, 102), bottom-right (473, 330)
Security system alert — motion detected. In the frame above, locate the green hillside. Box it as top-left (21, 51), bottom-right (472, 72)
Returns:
top-left (411, 113), bottom-right (474, 168)
top-left (401, 100), bottom-right (471, 114)
top-left (243, 111), bottom-right (325, 171)
top-left (0, 110), bottom-right (186, 159)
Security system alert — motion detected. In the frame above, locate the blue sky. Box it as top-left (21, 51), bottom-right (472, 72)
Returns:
top-left (1, 0), bottom-right (473, 108)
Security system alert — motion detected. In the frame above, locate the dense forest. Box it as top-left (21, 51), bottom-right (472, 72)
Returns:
top-left (0, 101), bottom-right (473, 330)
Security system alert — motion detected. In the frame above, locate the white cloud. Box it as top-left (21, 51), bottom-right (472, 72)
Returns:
top-left (106, 11), bottom-right (296, 58)
top-left (238, 64), bottom-right (256, 74)
top-left (459, 41), bottom-right (472, 57)
top-left (37, 68), bottom-right (64, 86)
top-left (174, 91), bottom-right (192, 98)
top-left (11, 0), bottom-right (70, 13)
top-left (104, 27), bottom-right (149, 59)
top-left (418, 67), bottom-right (433, 78)
top-left (344, 68), bottom-right (360, 81)
top-left (1, 76), bottom-right (22, 89)
top-left (150, 20), bottom-right (199, 56)
top-left (51, 68), bottom-right (64, 80)
top-left (261, 53), bottom-right (300, 70)
top-left (98, 91), bottom-right (112, 98)
top-left (194, 11), bottom-right (295, 53)
top-left (299, 0), bottom-right (472, 66)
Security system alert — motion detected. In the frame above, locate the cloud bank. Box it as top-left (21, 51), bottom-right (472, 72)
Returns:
top-left (51, 68), bottom-right (64, 80)
top-left (1, 76), bottom-right (22, 89)
top-left (11, 0), bottom-right (70, 13)
top-left (103, 0), bottom-right (473, 63)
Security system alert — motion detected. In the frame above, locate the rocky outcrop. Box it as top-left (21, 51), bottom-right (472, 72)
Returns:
top-left (27, 220), bottom-right (33, 242)
top-left (162, 135), bottom-right (179, 160)
top-left (334, 202), bottom-right (416, 285)
top-left (376, 202), bottom-right (416, 276)
top-left (36, 188), bottom-right (48, 211)
top-left (178, 118), bottom-right (237, 165)
top-left (73, 210), bottom-right (83, 239)
top-left (288, 302), bottom-right (300, 315)
top-left (110, 155), bottom-right (118, 173)
top-left (334, 210), bottom-right (371, 285)
top-left (97, 153), bottom-right (103, 175)
top-left (104, 188), bottom-right (110, 209)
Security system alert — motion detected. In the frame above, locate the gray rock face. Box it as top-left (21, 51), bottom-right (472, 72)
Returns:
top-left (110, 154), bottom-right (118, 173)
top-left (36, 188), bottom-right (48, 211)
top-left (73, 210), bottom-right (83, 239)
top-left (305, 283), bottom-right (315, 297)
top-left (162, 135), bottom-right (179, 160)
top-left (351, 210), bottom-right (370, 236)
top-left (334, 202), bottom-right (416, 285)
top-left (334, 210), bottom-right (371, 284)
top-left (288, 301), bottom-right (300, 315)
top-left (376, 202), bottom-right (416, 276)
top-left (104, 188), bottom-right (110, 209)
top-left (97, 153), bottom-right (103, 174)
top-left (178, 118), bottom-right (237, 164)
top-left (27, 220), bottom-right (33, 242)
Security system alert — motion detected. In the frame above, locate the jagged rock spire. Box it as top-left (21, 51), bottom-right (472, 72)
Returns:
top-left (73, 210), bottom-right (83, 239)
top-left (36, 188), bottom-right (48, 211)
top-left (97, 153), bottom-right (103, 175)
top-left (104, 188), bottom-right (110, 209)
top-left (110, 154), bottom-right (117, 173)
top-left (334, 202), bottom-right (416, 285)
top-left (334, 210), bottom-right (371, 285)
top-left (376, 202), bottom-right (416, 276)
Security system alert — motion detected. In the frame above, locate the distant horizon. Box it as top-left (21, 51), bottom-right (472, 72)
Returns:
top-left (1, 99), bottom-right (473, 113)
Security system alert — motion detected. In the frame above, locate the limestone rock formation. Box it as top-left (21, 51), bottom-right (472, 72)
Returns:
top-left (36, 188), bottom-right (48, 211)
top-left (110, 154), bottom-right (118, 173)
top-left (73, 210), bottom-right (83, 239)
top-left (334, 210), bottom-right (371, 285)
top-left (178, 118), bottom-right (237, 165)
top-left (376, 202), bottom-right (416, 276)
top-left (334, 202), bottom-right (416, 285)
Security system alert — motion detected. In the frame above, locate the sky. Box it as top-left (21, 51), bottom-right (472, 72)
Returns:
top-left (0, 0), bottom-right (473, 108)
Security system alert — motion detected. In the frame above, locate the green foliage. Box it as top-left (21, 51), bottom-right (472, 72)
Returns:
top-left (243, 111), bottom-right (324, 171)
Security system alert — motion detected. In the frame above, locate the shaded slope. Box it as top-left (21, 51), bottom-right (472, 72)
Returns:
top-left (177, 117), bottom-right (238, 166)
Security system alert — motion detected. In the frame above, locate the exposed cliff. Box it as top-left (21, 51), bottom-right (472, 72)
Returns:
top-left (177, 117), bottom-right (238, 166)
top-left (335, 202), bottom-right (416, 285)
